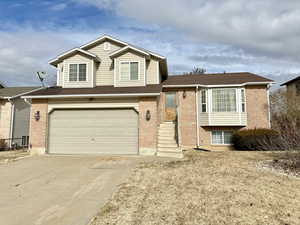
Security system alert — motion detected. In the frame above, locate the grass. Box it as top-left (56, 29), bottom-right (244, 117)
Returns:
top-left (91, 150), bottom-right (300, 225)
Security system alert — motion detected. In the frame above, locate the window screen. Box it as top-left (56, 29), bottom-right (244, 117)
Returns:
top-left (212, 88), bottom-right (237, 112)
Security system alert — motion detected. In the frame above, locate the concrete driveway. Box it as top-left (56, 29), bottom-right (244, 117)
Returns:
top-left (0, 155), bottom-right (141, 225)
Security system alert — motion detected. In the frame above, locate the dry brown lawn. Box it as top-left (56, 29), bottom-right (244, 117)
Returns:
top-left (91, 150), bottom-right (300, 225)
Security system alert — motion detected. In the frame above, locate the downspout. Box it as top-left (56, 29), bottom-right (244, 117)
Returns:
top-left (196, 86), bottom-right (200, 147)
top-left (7, 98), bottom-right (15, 148)
top-left (267, 84), bottom-right (271, 128)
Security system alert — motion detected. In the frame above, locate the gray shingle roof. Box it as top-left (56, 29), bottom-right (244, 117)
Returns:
top-left (0, 87), bottom-right (41, 98)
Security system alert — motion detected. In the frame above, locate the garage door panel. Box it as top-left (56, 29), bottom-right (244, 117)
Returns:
top-left (48, 109), bottom-right (138, 154)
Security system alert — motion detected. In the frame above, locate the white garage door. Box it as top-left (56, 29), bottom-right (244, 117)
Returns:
top-left (48, 109), bottom-right (138, 154)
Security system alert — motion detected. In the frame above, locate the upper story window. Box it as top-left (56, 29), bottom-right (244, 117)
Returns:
top-left (69, 63), bottom-right (87, 82)
top-left (120, 61), bottom-right (139, 81)
top-left (201, 89), bottom-right (207, 112)
top-left (212, 88), bottom-right (236, 112)
top-left (104, 42), bottom-right (111, 51)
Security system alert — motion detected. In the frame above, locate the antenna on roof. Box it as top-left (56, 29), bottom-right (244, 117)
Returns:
top-left (36, 71), bottom-right (47, 87)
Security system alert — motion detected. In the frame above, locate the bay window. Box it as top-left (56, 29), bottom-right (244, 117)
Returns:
top-left (201, 89), bottom-right (207, 112)
top-left (212, 88), bottom-right (237, 112)
top-left (69, 63), bottom-right (87, 82)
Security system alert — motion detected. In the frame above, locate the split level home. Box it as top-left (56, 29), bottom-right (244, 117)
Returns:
top-left (22, 35), bottom-right (274, 157)
top-left (0, 86), bottom-right (41, 149)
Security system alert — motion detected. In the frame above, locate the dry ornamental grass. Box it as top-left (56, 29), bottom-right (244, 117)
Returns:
top-left (91, 150), bottom-right (300, 225)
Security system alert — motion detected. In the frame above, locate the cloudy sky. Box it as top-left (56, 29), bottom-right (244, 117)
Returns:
top-left (0, 0), bottom-right (300, 88)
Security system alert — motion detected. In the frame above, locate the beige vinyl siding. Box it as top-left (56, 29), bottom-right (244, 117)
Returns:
top-left (57, 63), bottom-right (63, 86)
top-left (0, 100), bottom-right (12, 140)
top-left (115, 51), bottom-right (146, 87)
top-left (62, 53), bottom-right (94, 88)
top-left (146, 58), bottom-right (159, 84)
top-left (86, 41), bottom-right (122, 86)
top-left (12, 98), bottom-right (31, 146)
top-left (48, 109), bottom-right (138, 154)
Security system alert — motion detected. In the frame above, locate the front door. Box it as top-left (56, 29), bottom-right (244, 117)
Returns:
top-left (165, 92), bottom-right (177, 121)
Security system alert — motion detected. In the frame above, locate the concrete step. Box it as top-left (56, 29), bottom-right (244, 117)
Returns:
top-left (157, 146), bottom-right (180, 152)
top-left (158, 129), bottom-right (176, 134)
top-left (157, 139), bottom-right (177, 144)
top-left (159, 124), bottom-right (176, 129)
top-left (157, 151), bottom-right (183, 158)
top-left (158, 143), bottom-right (178, 148)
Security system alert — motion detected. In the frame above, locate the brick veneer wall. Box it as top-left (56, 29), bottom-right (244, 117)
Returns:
top-left (178, 89), bottom-right (197, 148)
top-left (245, 85), bottom-right (270, 129)
top-left (139, 97), bottom-right (158, 155)
top-left (29, 99), bottom-right (48, 155)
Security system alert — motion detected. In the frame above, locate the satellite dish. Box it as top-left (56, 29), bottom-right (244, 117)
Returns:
top-left (36, 71), bottom-right (47, 86)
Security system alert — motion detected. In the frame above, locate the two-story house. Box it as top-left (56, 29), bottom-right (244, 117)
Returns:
top-left (23, 35), bottom-right (273, 157)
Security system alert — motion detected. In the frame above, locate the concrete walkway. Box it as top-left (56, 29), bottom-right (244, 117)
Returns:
top-left (0, 155), bottom-right (141, 225)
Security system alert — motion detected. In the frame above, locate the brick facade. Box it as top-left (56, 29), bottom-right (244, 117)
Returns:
top-left (178, 89), bottom-right (197, 148)
top-left (29, 99), bottom-right (48, 155)
top-left (245, 85), bottom-right (270, 129)
top-left (138, 97), bottom-right (158, 155)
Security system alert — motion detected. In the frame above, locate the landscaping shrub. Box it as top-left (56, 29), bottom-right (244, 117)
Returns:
top-left (232, 128), bottom-right (283, 151)
top-left (0, 139), bottom-right (7, 151)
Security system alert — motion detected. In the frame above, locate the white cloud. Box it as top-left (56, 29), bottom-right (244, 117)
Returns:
top-left (50, 3), bottom-right (68, 11)
top-left (72, 0), bottom-right (300, 62)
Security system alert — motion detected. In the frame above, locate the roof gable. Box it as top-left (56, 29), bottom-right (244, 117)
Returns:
top-left (281, 76), bottom-right (300, 86)
top-left (49, 48), bottom-right (100, 66)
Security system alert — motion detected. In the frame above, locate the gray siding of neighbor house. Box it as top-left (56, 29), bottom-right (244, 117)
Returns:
top-left (12, 98), bottom-right (31, 146)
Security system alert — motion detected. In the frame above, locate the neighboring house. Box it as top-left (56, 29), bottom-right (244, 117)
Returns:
top-left (23, 35), bottom-right (273, 157)
top-left (0, 87), bottom-right (42, 148)
top-left (281, 76), bottom-right (300, 107)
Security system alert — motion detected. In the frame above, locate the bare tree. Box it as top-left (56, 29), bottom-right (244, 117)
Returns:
top-left (185, 67), bottom-right (206, 75)
top-left (270, 88), bottom-right (300, 150)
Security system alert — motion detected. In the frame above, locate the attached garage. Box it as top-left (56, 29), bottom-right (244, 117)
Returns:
top-left (48, 108), bottom-right (138, 154)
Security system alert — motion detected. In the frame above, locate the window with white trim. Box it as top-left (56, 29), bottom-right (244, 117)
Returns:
top-left (241, 89), bottom-right (246, 112)
top-left (212, 88), bottom-right (237, 112)
top-left (69, 64), bottom-right (87, 82)
top-left (212, 131), bottom-right (233, 145)
top-left (120, 62), bottom-right (139, 81)
top-left (201, 89), bottom-right (207, 112)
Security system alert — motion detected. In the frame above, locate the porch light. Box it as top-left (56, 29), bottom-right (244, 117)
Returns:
top-left (183, 90), bottom-right (187, 98)
top-left (34, 111), bottom-right (40, 121)
top-left (146, 110), bottom-right (151, 121)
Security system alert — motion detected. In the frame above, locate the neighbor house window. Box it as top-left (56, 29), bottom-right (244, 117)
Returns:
top-left (120, 62), bottom-right (139, 81)
top-left (69, 64), bottom-right (87, 82)
top-left (241, 89), bottom-right (246, 112)
top-left (212, 88), bottom-right (237, 112)
top-left (212, 131), bottom-right (233, 145)
top-left (201, 89), bottom-right (207, 112)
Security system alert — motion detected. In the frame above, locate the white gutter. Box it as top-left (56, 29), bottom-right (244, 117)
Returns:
top-left (22, 93), bottom-right (161, 99)
top-left (195, 86), bottom-right (200, 148)
top-left (163, 81), bottom-right (275, 88)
